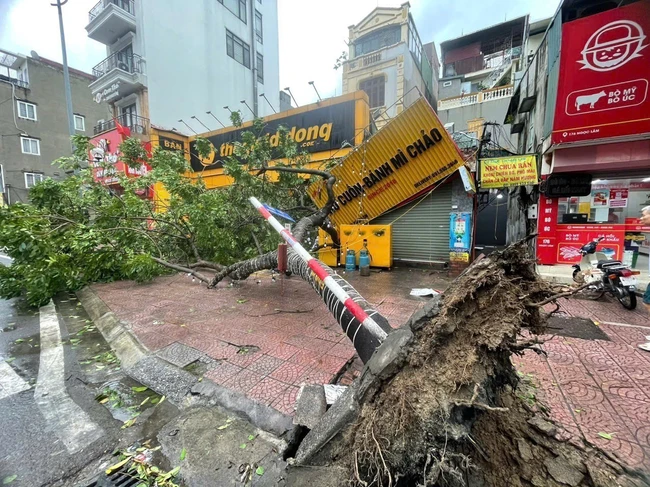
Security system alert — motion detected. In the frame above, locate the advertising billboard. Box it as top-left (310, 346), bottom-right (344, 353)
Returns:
top-left (479, 155), bottom-right (538, 188)
top-left (308, 98), bottom-right (464, 227)
top-left (552, 1), bottom-right (650, 144)
top-left (189, 100), bottom-right (357, 172)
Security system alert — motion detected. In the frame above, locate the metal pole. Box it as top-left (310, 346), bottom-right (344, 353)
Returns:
top-left (52, 0), bottom-right (75, 150)
top-left (249, 196), bottom-right (388, 342)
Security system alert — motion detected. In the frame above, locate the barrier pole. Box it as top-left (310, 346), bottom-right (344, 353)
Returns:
top-left (249, 197), bottom-right (388, 342)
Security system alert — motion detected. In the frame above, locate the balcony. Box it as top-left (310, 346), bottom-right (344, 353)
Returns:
top-left (86, 0), bottom-right (136, 45)
top-left (438, 84), bottom-right (514, 111)
top-left (93, 113), bottom-right (150, 136)
top-left (89, 52), bottom-right (145, 102)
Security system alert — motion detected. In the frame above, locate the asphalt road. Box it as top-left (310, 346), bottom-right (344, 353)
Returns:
top-left (0, 295), bottom-right (121, 487)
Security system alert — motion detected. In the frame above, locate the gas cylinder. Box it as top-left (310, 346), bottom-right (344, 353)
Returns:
top-left (359, 240), bottom-right (370, 276)
top-left (345, 249), bottom-right (356, 271)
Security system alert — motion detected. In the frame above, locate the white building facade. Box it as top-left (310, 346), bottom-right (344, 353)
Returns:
top-left (85, 0), bottom-right (279, 136)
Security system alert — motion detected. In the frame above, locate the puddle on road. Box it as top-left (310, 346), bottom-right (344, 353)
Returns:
top-left (95, 377), bottom-right (163, 422)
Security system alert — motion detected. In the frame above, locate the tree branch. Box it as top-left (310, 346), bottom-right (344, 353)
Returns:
top-left (527, 281), bottom-right (595, 307)
top-left (150, 256), bottom-right (211, 284)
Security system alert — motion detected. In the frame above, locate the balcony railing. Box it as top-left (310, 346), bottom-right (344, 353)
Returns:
top-left (93, 113), bottom-right (149, 136)
top-left (92, 52), bottom-right (143, 78)
top-left (438, 84), bottom-right (514, 111)
top-left (89, 0), bottom-right (135, 22)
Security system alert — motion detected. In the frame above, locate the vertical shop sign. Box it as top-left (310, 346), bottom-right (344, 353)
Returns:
top-left (537, 196), bottom-right (559, 264)
top-left (552, 1), bottom-right (650, 144)
top-left (449, 212), bottom-right (472, 262)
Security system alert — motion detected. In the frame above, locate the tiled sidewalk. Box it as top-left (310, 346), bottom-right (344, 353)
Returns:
top-left (92, 268), bottom-right (650, 470)
top-left (91, 268), bottom-right (442, 414)
top-left (519, 297), bottom-right (650, 470)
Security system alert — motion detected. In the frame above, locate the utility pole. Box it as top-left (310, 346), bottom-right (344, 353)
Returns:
top-left (52, 0), bottom-right (75, 151)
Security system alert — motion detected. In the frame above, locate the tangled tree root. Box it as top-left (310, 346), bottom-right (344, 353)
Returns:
top-left (341, 241), bottom-right (650, 487)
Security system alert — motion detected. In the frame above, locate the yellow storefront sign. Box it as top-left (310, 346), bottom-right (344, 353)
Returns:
top-left (479, 155), bottom-right (538, 189)
top-left (308, 97), bottom-right (464, 227)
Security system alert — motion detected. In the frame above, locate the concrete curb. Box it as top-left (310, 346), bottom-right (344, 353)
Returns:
top-left (76, 287), bottom-right (148, 369)
top-left (76, 285), bottom-right (295, 439)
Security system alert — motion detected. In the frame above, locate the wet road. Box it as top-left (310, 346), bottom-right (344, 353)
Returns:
top-left (0, 296), bottom-right (122, 487)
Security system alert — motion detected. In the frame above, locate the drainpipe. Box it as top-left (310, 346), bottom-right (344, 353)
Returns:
top-left (250, 0), bottom-right (258, 117)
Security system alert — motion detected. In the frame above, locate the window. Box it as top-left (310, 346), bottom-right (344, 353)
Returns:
top-left (226, 30), bottom-right (251, 68)
top-left (220, 0), bottom-right (246, 23)
top-left (17, 101), bottom-right (37, 121)
top-left (255, 10), bottom-right (263, 43)
top-left (359, 76), bottom-right (385, 108)
top-left (121, 103), bottom-right (137, 128)
top-left (24, 172), bottom-right (44, 188)
top-left (74, 114), bottom-right (85, 132)
top-left (353, 26), bottom-right (401, 57)
top-left (21, 137), bottom-right (40, 155)
top-left (256, 53), bottom-right (264, 83)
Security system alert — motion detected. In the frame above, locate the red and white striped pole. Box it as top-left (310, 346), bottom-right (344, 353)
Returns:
top-left (249, 197), bottom-right (388, 342)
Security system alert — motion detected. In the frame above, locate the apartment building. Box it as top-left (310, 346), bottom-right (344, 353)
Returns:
top-left (340, 2), bottom-right (438, 128)
top-left (85, 0), bottom-right (280, 137)
top-left (0, 49), bottom-right (110, 205)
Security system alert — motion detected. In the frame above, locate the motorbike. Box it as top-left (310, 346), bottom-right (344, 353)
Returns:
top-left (571, 236), bottom-right (639, 309)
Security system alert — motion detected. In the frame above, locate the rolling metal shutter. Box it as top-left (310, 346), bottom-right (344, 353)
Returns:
top-left (372, 183), bottom-right (452, 263)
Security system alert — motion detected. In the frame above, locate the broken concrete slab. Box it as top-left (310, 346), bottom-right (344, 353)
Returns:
top-left (189, 379), bottom-right (294, 438)
top-left (367, 326), bottom-right (413, 380)
top-left (294, 385), bottom-right (326, 430)
top-left (128, 356), bottom-right (197, 406)
top-left (159, 406), bottom-right (287, 487)
top-left (294, 385), bottom-right (359, 466)
top-left (157, 342), bottom-right (205, 368)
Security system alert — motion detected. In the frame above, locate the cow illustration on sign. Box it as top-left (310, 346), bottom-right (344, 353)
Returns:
top-left (580, 19), bottom-right (647, 72)
top-left (575, 90), bottom-right (607, 111)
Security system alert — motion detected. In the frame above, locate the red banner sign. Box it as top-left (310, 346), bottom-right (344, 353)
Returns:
top-left (556, 224), bottom-right (625, 264)
top-left (89, 130), bottom-right (151, 186)
top-left (552, 1), bottom-right (650, 145)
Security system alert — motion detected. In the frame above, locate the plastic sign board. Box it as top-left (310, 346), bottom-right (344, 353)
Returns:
top-left (308, 98), bottom-right (464, 227)
top-left (552, 1), bottom-right (650, 144)
top-left (479, 155), bottom-right (538, 188)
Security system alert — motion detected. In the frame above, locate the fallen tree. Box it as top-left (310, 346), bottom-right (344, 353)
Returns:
top-left (303, 240), bottom-right (650, 487)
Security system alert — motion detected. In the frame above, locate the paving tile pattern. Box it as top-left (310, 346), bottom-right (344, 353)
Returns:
top-left (519, 296), bottom-right (650, 470)
top-left (92, 269), bottom-right (438, 416)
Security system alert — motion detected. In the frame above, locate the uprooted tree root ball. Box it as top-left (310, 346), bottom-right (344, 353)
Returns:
top-left (343, 241), bottom-right (650, 487)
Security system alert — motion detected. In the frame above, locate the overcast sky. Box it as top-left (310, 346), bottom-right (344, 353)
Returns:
top-left (1, 0), bottom-right (560, 106)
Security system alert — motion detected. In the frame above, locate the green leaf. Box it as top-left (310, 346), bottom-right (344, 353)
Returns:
top-left (131, 386), bottom-right (148, 392)
top-left (237, 299), bottom-right (248, 304)
top-left (5, 357), bottom-right (15, 363)
top-left (150, 397), bottom-right (160, 404)
top-left (598, 432), bottom-right (613, 440)
top-left (121, 417), bottom-right (137, 429)
top-left (217, 424), bottom-right (229, 430)
top-left (14, 339), bottom-right (24, 343)
top-left (239, 443), bottom-right (247, 449)
top-left (255, 466), bottom-right (265, 476)
top-left (248, 434), bottom-right (255, 441)
top-left (180, 448), bottom-right (187, 461)
top-left (140, 396), bottom-right (150, 407)
top-left (2, 475), bottom-right (17, 484)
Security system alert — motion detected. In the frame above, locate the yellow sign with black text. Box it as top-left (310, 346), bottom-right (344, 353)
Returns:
top-left (308, 97), bottom-right (464, 227)
top-left (479, 155), bottom-right (538, 189)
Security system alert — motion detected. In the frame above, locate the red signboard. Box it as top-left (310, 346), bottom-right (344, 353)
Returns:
top-left (537, 196), bottom-right (559, 264)
top-left (556, 224), bottom-right (625, 264)
top-left (89, 130), bottom-right (151, 186)
top-left (625, 217), bottom-right (650, 232)
top-left (552, 1), bottom-right (650, 145)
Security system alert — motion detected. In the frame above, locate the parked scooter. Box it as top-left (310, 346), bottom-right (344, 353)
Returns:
top-left (571, 237), bottom-right (639, 309)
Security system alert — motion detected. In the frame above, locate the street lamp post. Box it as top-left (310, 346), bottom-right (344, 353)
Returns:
top-left (51, 0), bottom-right (75, 150)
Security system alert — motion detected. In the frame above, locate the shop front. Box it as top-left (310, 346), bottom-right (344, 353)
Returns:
top-left (537, 174), bottom-right (650, 269)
